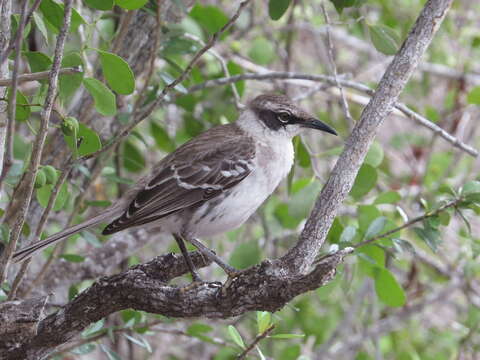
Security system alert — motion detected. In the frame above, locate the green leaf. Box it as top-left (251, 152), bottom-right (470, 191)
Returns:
top-left (374, 267), bottom-right (406, 307)
top-left (33, 12), bottom-right (49, 44)
top-left (23, 51), bottom-right (52, 72)
top-left (159, 72), bottom-right (187, 94)
top-left (83, 77), bottom-right (116, 116)
top-left (227, 325), bottom-right (245, 349)
top-left (59, 52), bottom-right (84, 104)
top-left (329, 0), bottom-right (356, 14)
top-left (350, 164), bottom-right (377, 199)
top-left (364, 142), bottom-right (384, 167)
top-left (268, 0), bottom-right (291, 20)
top-left (294, 136), bottom-right (311, 168)
top-left (100, 345), bottom-right (121, 360)
top-left (368, 24), bottom-right (400, 56)
top-left (269, 334), bottom-right (305, 339)
top-left (71, 343), bottom-right (96, 355)
top-left (374, 191), bottom-right (401, 205)
top-left (84, 0), bottom-right (114, 10)
top-left (150, 122), bottom-right (176, 152)
top-left (392, 238), bottom-right (415, 254)
top-left (365, 216), bottom-right (387, 239)
top-left (257, 311), bottom-right (272, 334)
top-left (60, 254), bottom-right (85, 263)
top-left (462, 181), bottom-right (480, 196)
top-left (413, 226), bottom-right (440, 252)
top-left (40, 0), bottom-right (86, 33)
top-left (187, 323), bottom-right (213, 336)
top-left (36, 182), bottom-right (69, 211)
top-left (8, 89), bottom-right (30, 121)
top-left (123, 334), bottom-right (152, 353)
top-left (274, 202), bottom-right (301, 229)
top-left (226, 61), bottom-right (244, 96)
top-left (190, 4), bottom-right (228, 35)
top-left (123, 141), bottom-right (146, 173)
top-left (467, 86), bottom-right (480, 105)
top-left (248, 37), bottom-right (275, 65)
top-left (98, 50), bottom-right (135, 95)
top-left (339, 225), bottom-right (357, 243)
top-left (115, 0), bottom-right (148, 10)
top-left (64, 123), bottom-right (102, 157)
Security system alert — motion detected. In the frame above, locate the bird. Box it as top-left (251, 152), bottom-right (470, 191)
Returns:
top-left (12, 94), bottom-right (337, 283)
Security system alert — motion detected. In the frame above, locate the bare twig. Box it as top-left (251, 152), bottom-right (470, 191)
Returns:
top-left (354, 198), bottom-right (460, 249)
top-left (184, 33), bottom-right (243, 109)
top-left (188, 71), bottom-right (478, 157)
top-left (321, 2), bottom-right (354, 127)
top-left (0, 0), bottom-right (74, 283)
top-left (237, 324), bottom-right (275, 360)
top-left (0, 0), bottom-right (29, 188)
top-left (0, 67), bottom-right (81, 86)
top-left (0, 0), bottom-right (12, 179)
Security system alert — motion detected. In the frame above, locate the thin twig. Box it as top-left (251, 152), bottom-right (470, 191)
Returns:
top-left (321, 2), bottom-right (354, 127)
top-left (78, 0), bottom-right (252, 162)
top-left (183, 33), bottom-right (244, 110)
top-left (0, 0), bottom-right (74, 283)
top-left (0, 67), bottom-right (81, 86)
top-left (8, 157), bottom-right (74, 299)
top-left (187, 71), bottom-right (478, 157)
top-left (354, 198), bottom-right (460, 249)
top-left (237, 324), bottom-right (275, 360)
top-left (0, 0), bottom-right (29, 188)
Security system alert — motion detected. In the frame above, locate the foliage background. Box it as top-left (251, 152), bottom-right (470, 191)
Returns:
top-left (1, 0), bottom-right (479, 359)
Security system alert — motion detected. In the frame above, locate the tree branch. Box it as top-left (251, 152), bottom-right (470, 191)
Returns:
top-left (278, 0), bottom-right (454, 274)
top-left (0, 67), bottom-right (81, 86)
top-left (2, 248), bottom-right (351, 359)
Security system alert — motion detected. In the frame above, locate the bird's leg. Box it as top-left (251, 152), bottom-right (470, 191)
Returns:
top-left (187, 237), bottom-right (243, 280)
top-left (173, 234), bottom-right (202, 283)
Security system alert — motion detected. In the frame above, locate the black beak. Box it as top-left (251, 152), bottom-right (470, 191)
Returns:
top-left (302, 118), bottom-right (337, 136)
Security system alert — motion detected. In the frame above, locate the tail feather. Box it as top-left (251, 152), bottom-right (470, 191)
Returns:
top-left (12, 208), bottom-right (121, 263)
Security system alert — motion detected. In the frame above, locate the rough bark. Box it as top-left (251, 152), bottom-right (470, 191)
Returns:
top-left (278, 0), bottom-right (453, 274)
top-left (0, 0), bottom-right (11, 177)
top-left (1, 248), bottom-right (349, 360)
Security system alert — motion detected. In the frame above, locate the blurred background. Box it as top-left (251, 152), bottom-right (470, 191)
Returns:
top-left (1, 0), bottom-right (480, 359)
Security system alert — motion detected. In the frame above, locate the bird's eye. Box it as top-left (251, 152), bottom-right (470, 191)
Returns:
top-left (277, 112), bottom-right (290, 124)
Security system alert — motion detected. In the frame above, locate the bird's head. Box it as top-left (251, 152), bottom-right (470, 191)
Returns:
top-left (248, 93), bottom-right (337, 138)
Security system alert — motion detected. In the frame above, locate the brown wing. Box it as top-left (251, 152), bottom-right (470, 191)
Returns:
top-left (102, 124), bottom-right (255, 235)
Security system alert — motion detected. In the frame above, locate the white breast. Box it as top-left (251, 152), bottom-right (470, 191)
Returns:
top-left (187, 136), bottom-right (294, 238)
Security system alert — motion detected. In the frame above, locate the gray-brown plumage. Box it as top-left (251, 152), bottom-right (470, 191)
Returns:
top-left (13, 94), bottom-right (337, 280)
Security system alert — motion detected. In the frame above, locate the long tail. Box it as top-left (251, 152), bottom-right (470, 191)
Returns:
top-left (12, 207), bottom-right (121, 263)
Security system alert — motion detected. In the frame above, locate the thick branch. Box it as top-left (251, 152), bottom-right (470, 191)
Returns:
top-left (278, 0), bottom-right (454, 274)
top-left (3, 248), bottom-right (351, 359)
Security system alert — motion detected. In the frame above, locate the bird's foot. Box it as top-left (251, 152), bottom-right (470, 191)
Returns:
top-left (221, 267), bottom-right (247, 295)
top-left (179, 279), bottom-right (222, 293)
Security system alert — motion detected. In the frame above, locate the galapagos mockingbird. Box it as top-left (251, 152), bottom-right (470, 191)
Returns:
top-left (12, 94), bottom-right (337, 282)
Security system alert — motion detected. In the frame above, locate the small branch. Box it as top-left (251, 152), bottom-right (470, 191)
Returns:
top-left (8, 158), bottom-right (74, 300)
top-left (0, 0), bottom-right (29, 188)
top-left (0, 67), bottom-right (81, 86)
top-left (321, 2), bottom-right (354, 127)
top-left (0, 0), bottom-right (74, 283)
top-left (278, 0), bottom-right (454, 274)
top-left (237, 324), bottom-right (275, 360)
top-left (354, 198), bottom-right (460, 249)
top-left (78, 0), bottom-right (252, 162)
top-left (188, 71), bottom-right (478, 158)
